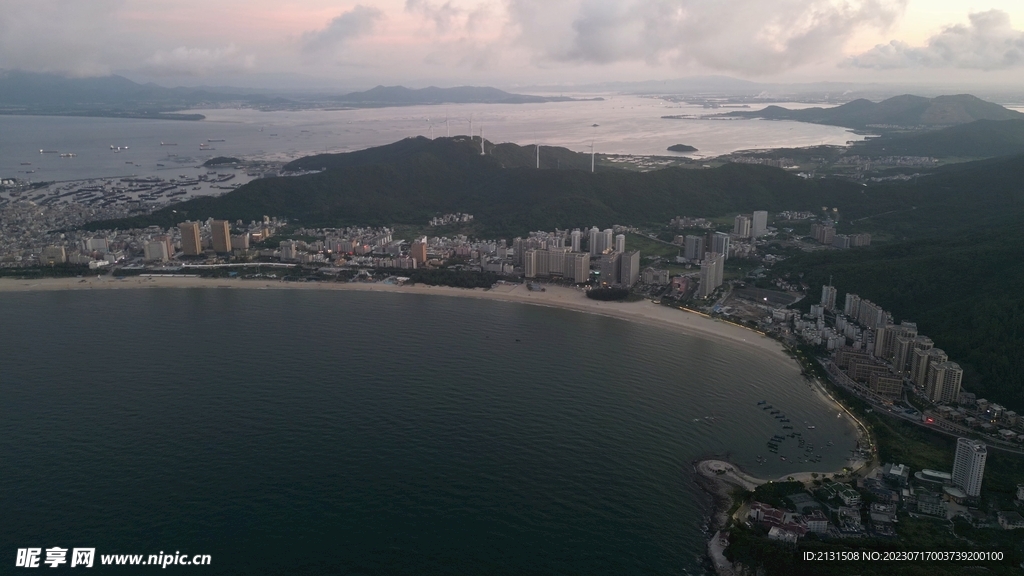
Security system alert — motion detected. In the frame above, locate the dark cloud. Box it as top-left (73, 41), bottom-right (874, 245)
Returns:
top-left (301, 5), bottom-right (384, 55)
top-left (506, 0), bottom-right (907, 74)
top-left (849, 10), bottom-right (1024, 70)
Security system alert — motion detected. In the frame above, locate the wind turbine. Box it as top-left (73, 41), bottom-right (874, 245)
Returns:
top-left (446, 112), bottom-right (450, 138)
top-left (480, 127), bottom-right (485, 155)
top-left (590, 141), bottom-right (595, 173)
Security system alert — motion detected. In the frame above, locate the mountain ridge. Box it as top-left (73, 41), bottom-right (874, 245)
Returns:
top-left (723, 93), bottom-right (1022, 130)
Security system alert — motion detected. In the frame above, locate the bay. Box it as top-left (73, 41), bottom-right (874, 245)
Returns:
top-left (0, 289), bottom-right (858, 574)
top-left (0, 96), bottom-right (864, 183)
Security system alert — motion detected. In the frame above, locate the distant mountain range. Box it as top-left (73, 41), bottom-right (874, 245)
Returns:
top-left (332, 85), bottom-right (595, 106)
top-left (0, 71), bottom-right (596, 120)
top-left (722, 94), bottom-right (1023, 130)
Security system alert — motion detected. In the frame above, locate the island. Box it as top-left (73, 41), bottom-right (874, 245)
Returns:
top-left (667, 144), bottom-right (698, 152)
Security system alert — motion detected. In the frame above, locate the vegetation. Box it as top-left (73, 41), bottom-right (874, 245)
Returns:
top-left (853, 119), bottom-right (1024, 158)
top-left (405, 268), bottom-right (499, 289)
top-left (586, 288), bottom-right (630, 301)
top-left (203, 157), bottom-right (241, 166)
top-left (667, 144), bottom-right (698, 152)
top-left (773, 223), bottom-right (1024, 412)
top-left (724, 94), bottom-right (1022, 130)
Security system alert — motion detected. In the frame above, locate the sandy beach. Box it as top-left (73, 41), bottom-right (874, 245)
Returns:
top-left (0, 275), bottom-right (791, 359)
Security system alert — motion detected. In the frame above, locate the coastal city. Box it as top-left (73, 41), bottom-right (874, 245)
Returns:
top-left (4, 184), bottom-right (1023, 551)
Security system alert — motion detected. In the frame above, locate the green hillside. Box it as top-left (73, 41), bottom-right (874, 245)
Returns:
top-left (88, 136), bottom-right (873, 236)
top-left (725, 94), bottom-right (1022, 130)
top-left (851, 119), bottom-right (1024, 158)
top-left (773, 224), bottom-right (1024, 411)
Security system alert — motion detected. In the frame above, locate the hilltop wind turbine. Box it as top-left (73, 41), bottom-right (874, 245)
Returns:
top-left (536, 142), bottom-right (540, 169)
top-left (469, 114), bottom-right (473, 140)
top-left (590, 141), bottom-right (595, 173)
top-left (446, 112), bottom-right (450, 138)
top-left (480, 127), bottom-right (485, 155)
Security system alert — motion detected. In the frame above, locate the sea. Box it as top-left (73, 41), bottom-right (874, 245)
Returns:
top-left (0, 289), bottom-right (860, 575)
top-left (0, 96), bottom-right (865, 184)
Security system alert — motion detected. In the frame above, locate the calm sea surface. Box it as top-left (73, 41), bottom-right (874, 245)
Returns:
top-left (0, 97), bottom-right (864, 183)
top-left (1, 289), bottom-right (858, 574)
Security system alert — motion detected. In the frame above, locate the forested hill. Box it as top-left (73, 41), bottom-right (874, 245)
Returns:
top-left (87, 136), bottom-right (870, 235)
top-left (851, 119), bottom-right (1024, 158)
top-left (724, 94), bottom-right (1021, 130)
top-left (87, 137), bottom-right (1024, 239)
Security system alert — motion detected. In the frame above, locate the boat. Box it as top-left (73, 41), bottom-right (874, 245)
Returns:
top-left (20, 162), bottom-right (31, 165)
top-left (757, 400), bottom-right (766, 405)
top-left (207, 139), bottom-right (225, 142)
top-left (39, 149), bottom-right (58, 154)
top-left (783, 425), bottom-right (793, 429)
top-left (770, 410), bottom-right (780, 415)
top-left (160, 142), bottom-right (178, 146)
top-left (592, 124), bottom-right (599, 127)
top-left (807, 425), bottom-right (816, 429)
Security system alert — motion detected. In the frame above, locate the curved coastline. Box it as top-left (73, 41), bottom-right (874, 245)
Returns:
top-left (0, 276), bottom-right (790, 360)
top-left (5, 275), bottom-right (872, 573)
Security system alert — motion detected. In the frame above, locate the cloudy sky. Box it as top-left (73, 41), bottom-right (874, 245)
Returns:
top-left (1, 0), bottom-right (1022, 89)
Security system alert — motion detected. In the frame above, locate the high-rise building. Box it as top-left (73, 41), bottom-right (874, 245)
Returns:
top-left (41, 246), bottom-right (66, 265)
top-left (894, 335), bottom-right (933, 376)
top-left (411, 237), bottom-right (428, 264)
top-left (568, 252), bottom-right (591, 283)
top-left (698, 252), bottom-right (724, 298)
top-left (874, 321), bottom-right (917, 360)
top-left (844, 293), bottom-right (861, 318)
top-left (571, 229), bottom-right (582, 252)
top-left (178, 222), bottom-right (202, 256)
top-left (588, 227), bottom-right (600, 256)
top-left (684, 235), bottom-right (705, 261)
top-left (952, 438), bottom-right (987, 497)
top-left (614, 234), bottom-right (626, 253)
top-left (821, 285), bottom-right (837, 311)
top-left (523, 249), bottom-right (538, 278)
top-left (926, 361), bottom-right (963, 404)
top-left (144, 241), bottom-right (169, 262)
top-left (231, 233), bottom-right (250, 251)
top-left (279, 240), bottom-right (298, 262)
top-left (752, 210), bottom-right (768, 237)
top-left (711, 232), bottom-right (730, 260)
top-left (619, 250), bottom-right (640, 286)
top-left (601, 229), bottom-right (614, 253)
top-left (211, 220), bottom-right (231, 253)
top-left (599, 252), bottom-right (621, 286)
top-left (856, 299), bottom-right (886, 329)
top-left (733, 215), bottom-right (751, 238)
top-left (911, 347), bottom-right (947, 388)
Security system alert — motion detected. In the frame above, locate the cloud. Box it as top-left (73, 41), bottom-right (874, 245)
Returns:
top-left (849, 10), bottom-right (1024, 70)
top-left (0, 0), bottom-right (127, 76)
top-left (406, 0), bottom-right (464, 33)
top-left (505, 0), bottom-right (907, 75)
top-left (301, 5), bottom-right (383, 55)
top-left (144, 45), bottom-right (255, 76)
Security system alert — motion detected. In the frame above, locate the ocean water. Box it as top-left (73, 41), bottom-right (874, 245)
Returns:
top-left (0, 96), bottom-right (864, 183)
top-left (0, 289), bottom-right (858, 574)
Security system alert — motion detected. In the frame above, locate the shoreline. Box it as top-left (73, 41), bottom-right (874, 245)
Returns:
top-left (0, 276), bottom-right (794, 360)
